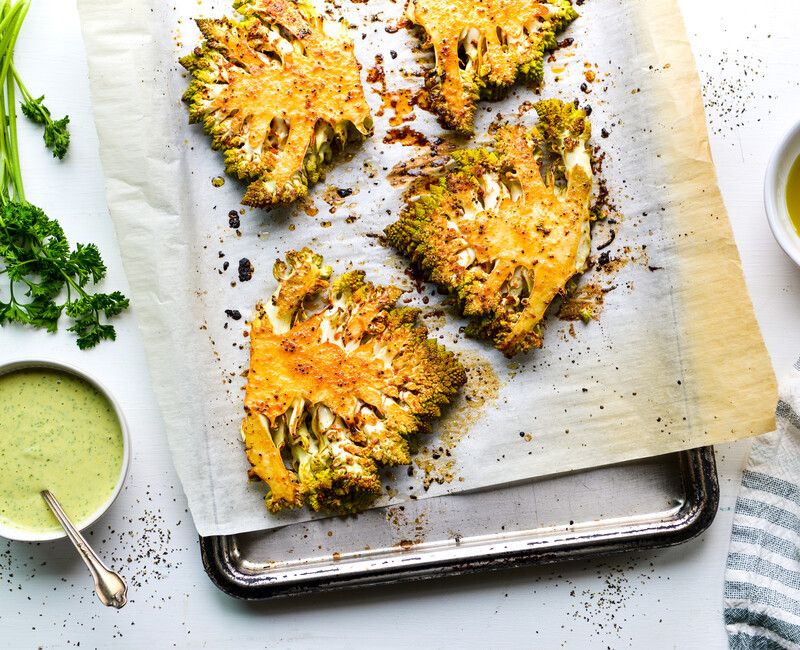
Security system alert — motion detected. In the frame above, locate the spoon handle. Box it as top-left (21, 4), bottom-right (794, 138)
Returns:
top-left (40, 489), bottom-right (128, 609)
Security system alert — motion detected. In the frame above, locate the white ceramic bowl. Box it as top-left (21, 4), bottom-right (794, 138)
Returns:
top-left (765, 120), bottom-right (800, 268)
top-left (0, 359), bottom-right (131, 542)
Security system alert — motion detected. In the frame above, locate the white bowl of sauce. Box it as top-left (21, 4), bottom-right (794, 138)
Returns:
top-left (765, 120), bottom-right (800, 268)
top-left (0, 360), bottom-right (130, 542)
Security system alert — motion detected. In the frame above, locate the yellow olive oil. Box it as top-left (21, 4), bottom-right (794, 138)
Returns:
top-left (787, 154), bottom-right (800, 238)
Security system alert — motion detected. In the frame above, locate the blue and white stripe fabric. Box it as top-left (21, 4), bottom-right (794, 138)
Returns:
top-left (725, 357), bottom-right (800, 649)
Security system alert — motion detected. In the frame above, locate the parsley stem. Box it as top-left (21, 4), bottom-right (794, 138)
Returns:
top-left (0, 0), bottom-right (129, 347)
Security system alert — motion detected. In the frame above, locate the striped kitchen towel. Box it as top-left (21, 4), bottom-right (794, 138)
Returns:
top-left (725, 356), bottom-right (800, 650)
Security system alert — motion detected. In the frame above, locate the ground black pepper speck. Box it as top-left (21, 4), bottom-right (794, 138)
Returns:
top-left (699, 51), bottom-right (771, 136)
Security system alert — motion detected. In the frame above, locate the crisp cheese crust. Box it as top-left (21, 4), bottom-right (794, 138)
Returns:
top-left (406, 0), bottom-right (577, 132)
top-left (181, 0), bottom-right (373, 207)
top-left (242, 250), bottom-right (466, 513)
top-left (386, 103), bottom-right (593, 356)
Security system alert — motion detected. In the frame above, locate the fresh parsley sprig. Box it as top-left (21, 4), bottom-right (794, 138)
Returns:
top-left (0, 0), bottom-right (128, 348)
top-left (19, 92), bottom-right (70, 159)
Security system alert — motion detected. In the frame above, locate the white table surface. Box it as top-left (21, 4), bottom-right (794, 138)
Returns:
top-left (1, 1), bottom-right (799, 647)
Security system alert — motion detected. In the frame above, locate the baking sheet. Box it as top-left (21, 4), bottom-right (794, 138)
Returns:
top-left (76, 0), bottom-right (775, 536)
top-left (202, 448), bottom-right (719, 599)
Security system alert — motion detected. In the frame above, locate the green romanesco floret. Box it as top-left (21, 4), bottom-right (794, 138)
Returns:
top-left (406, 0), bottom-right (578, 133)
top-left (180, 0), bottom-right (372, 208)
top-left (386, 99), bottom-right (594, 356)
top-left (242, 248), bottom-right (466, 514)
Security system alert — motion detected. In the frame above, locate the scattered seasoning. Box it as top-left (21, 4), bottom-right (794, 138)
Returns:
top-left (0, 487), bottom-right (187, 616)
top-left (228, 210), bottom-right (240, 229)
top-left (237, 258), bottom-right (254, 282)
top-left (700, 53), bottom-right (769, 135)
top-left (414, 352), bottom-right (499, 490)
top-left (224, 309), bottom-right (242, 320)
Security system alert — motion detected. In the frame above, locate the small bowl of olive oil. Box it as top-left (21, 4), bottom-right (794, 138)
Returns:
top-left (765, 121), bottom-right (800, 268)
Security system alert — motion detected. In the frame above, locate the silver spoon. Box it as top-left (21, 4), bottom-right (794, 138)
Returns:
top-left (40, 489), bottom-right (128, 609)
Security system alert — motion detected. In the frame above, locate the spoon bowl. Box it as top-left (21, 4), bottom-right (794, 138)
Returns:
top-left (40, 489), bottom-right (128, 608)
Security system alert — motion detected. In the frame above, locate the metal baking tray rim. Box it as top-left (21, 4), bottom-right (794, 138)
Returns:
top-left (200, 447), bottom-right (718, 600)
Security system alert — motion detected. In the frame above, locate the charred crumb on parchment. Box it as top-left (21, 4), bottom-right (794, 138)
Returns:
top-left (237, 258), bottom-right (254, 282)
top-left (321, 184), bottom-right (359, 213)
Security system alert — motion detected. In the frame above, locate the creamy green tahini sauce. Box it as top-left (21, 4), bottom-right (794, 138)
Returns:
top-left (0, 368), bottom-right (124, 533)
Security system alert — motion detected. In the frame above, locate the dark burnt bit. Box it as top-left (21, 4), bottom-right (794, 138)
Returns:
top-left (238, 258), bottom-right (254, 282)
top-left (601, 127), bottom-right (610, 138)
top-left (223, 260), bottom-right (230, 271)
top-left (555, 37), bottom-right (574, 50)
top-left (384, 18), bottom-right (408, 34)
top-left (225, 309), bottom-right (242, 320)
top-left (336, 187), bottom-right (353, 198)
top-left (596, 230), bottom-right (616, 250)
top-left (383, 126), bottom-right (430, 147)
top-left (403, 266), bottom-right (427, 294)
top-left (589, 147), bottom-right (617, 222)
top-left (228, 210), bottom-right (241, 229)
top-left (366, 54), bottom-right (385, 86)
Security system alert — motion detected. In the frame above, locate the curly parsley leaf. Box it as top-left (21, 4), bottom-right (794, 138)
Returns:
top-left (20, 95), bottom-right (70, 159)
top-left (20, 94), bottom-right (49, 124)
top-left (0, 200), bottom-right (129, 348)
top-left (43, 115), bottom-right (70, 160)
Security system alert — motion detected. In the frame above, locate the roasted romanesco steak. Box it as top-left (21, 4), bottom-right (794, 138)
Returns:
top-left (406, 0), bottom-right (578, 133)
top-left (243, 249), bottom-right (466, 514)
top-left (180, 0), bottom-right (373, 208)
top-left (386, 99), bottom-right (593, 357)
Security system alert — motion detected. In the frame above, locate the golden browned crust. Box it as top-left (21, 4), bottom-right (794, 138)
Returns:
top-left (406, 0), bottom-right (577, 132)
top-left (181, 0), bottom-right (373, 206)
top-left (386, 111), bottom-right (593, 355)
top-left (242, 251), bottom-right (466, 512)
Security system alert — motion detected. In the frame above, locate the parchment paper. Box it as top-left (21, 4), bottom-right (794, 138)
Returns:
top-left (76, 0), bottom-right (776, 536)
